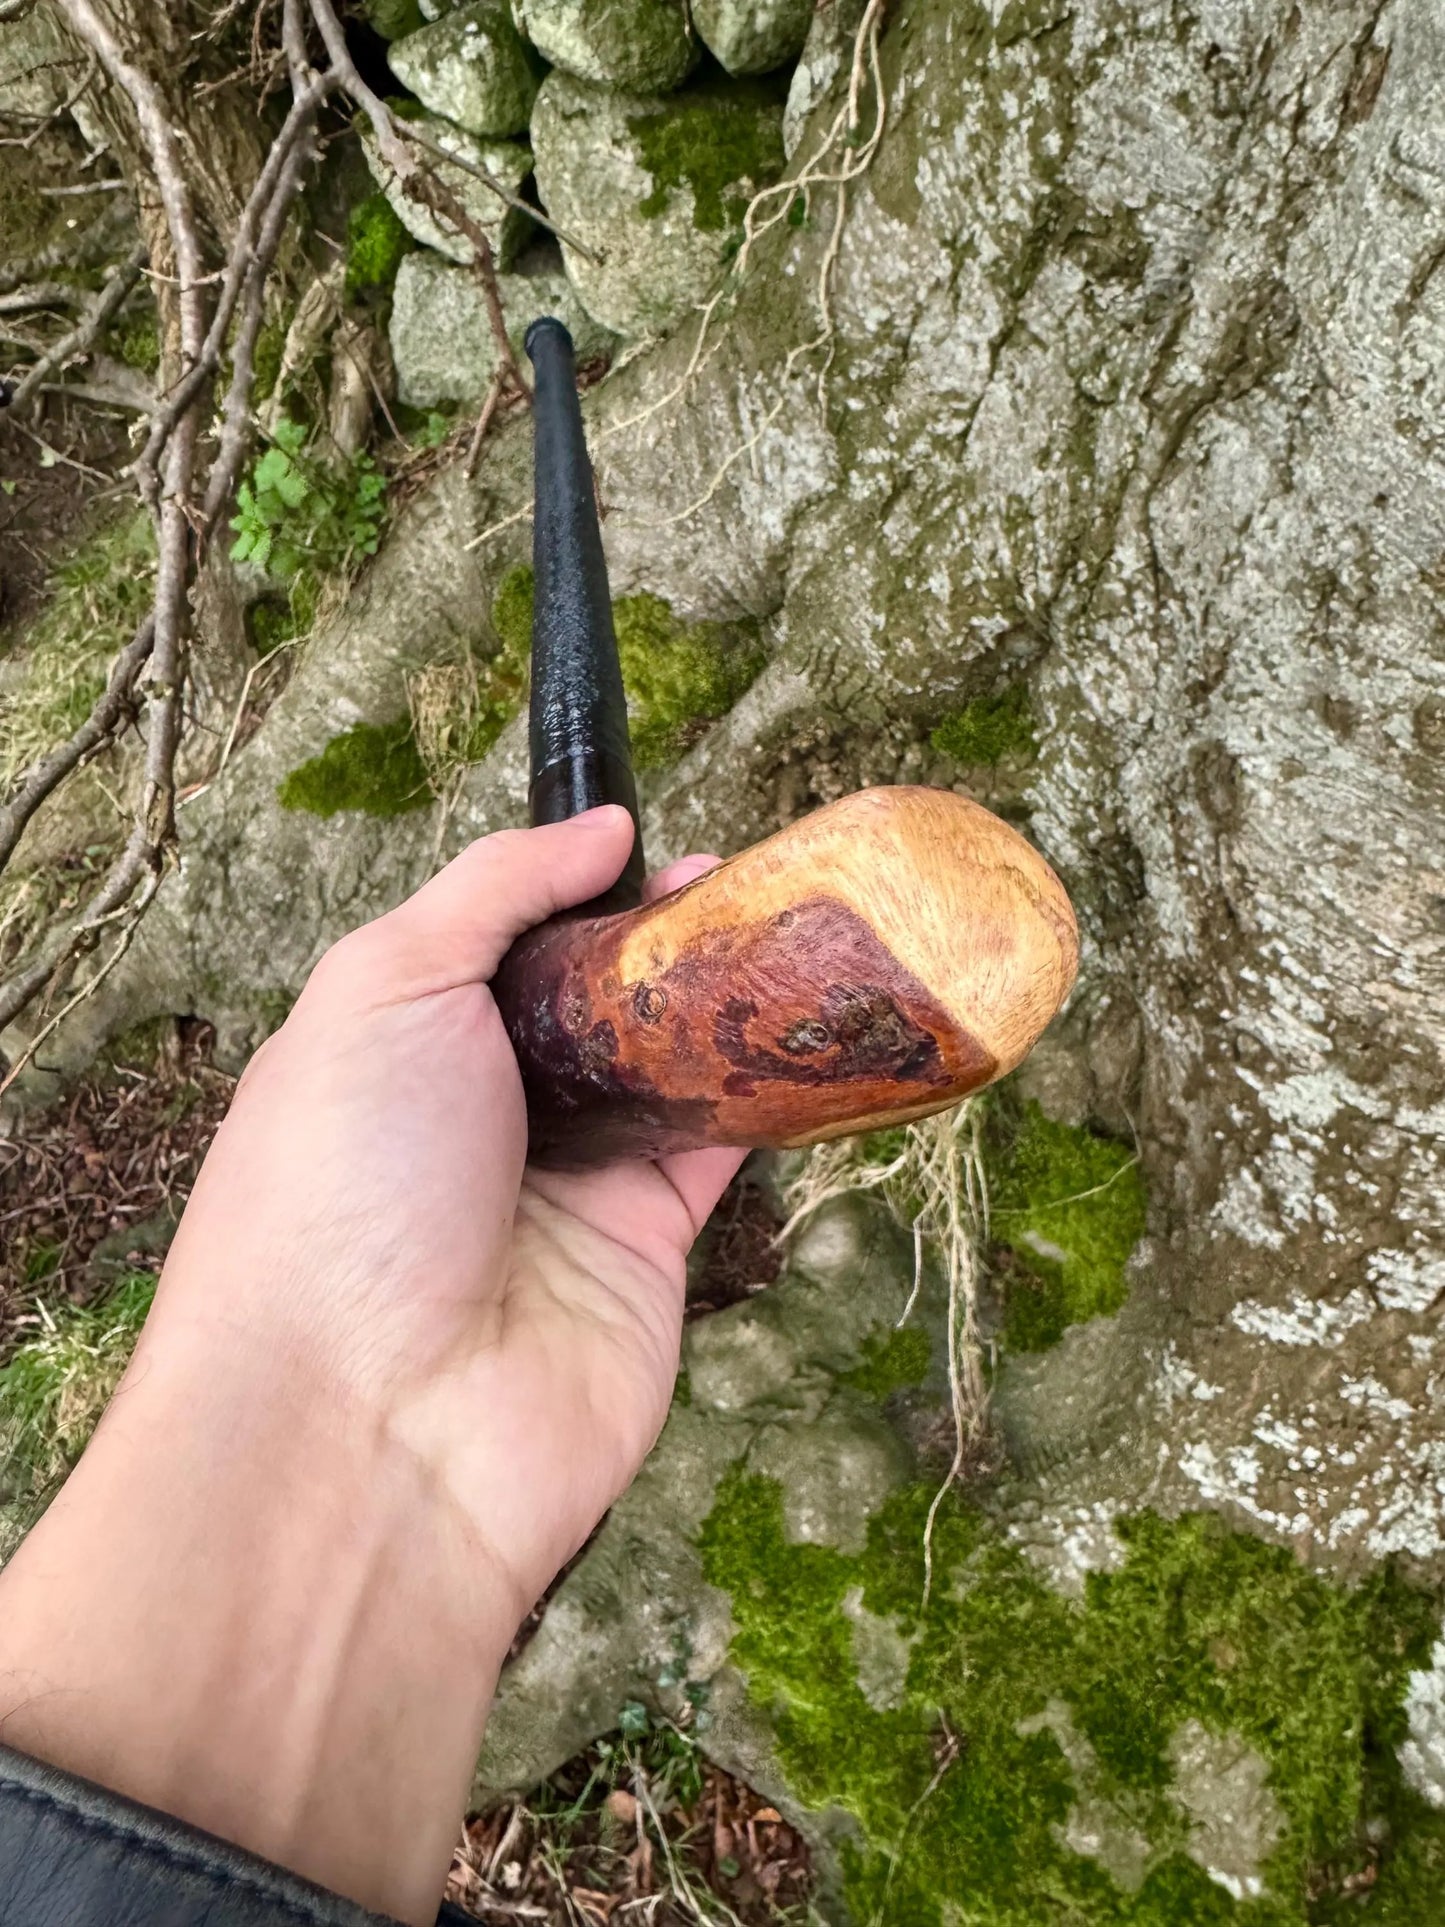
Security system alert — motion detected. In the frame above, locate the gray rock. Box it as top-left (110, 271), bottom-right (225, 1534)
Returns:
top-left (387, 2), bottom-right (541, 139)
top-left (0, 3), bottom-right (72, 119)
top-left (693, 0), bottom-right (813, 76)
top-left (359, 111), bottom-right (531, 267)
top-left (1168, 1722), bottom-right (1285, 1903)
top-left (512, 0), bottom-right (696, 93)
top-left (782, 0), bottom-right (864, 159)
top-left (389, 252), bottom-right (616, 407)
top-left (530, 71), bottom-right (785, 337)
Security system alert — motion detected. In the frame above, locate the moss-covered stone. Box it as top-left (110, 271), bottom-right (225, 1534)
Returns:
top-left (699, 1473), bottom-right (1445, 1922)
top-left (345, 192), bottom-right (414, 302)
top-left (386, 2), bottom-right (542, 139)
top-left (531, 69), bottom-right (784, 335)
top-left (991, 1101), bottom-right (1147, 1352)
top-left (363, 0), bottom-right (425, 38)
top-left (276, 718), bottom-right (430, 817)
top-left (931, 684), bottom-right (1036, 766)
top-left (487, 570), bottom-right (764, 770)
top-left (628, 78), bottom-right (788, 233)
top-left (514, 0), bottom-right (697, 94)
top-left (358, 109), bottom-right (531, 268)
top-left (693, 0), bottom-right (813, 77)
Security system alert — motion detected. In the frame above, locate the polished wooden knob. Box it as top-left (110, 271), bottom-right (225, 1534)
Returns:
top-left (493, 785), bottom-right (1078, 1167)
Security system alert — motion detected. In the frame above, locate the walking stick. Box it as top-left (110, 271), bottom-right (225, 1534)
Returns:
top-left (492, 320), bottom-right (1078, 1166)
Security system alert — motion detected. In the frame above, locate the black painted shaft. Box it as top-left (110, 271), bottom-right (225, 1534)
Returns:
top-left (524, 317), bottom-right (644, 909)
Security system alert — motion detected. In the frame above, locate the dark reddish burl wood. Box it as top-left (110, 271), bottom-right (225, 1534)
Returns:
top-left (493, 894), bottom-right (997, 1166)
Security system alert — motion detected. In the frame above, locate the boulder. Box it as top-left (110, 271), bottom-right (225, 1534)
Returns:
top-left (511, 0), bottom-right (696, 94)
top-left (386, 1), bottom-right (541, 139)
top-left (692, 0), bottom-right (813, 76)
top-left (530, 71), bottom-right (785, 337)
top-left (359, 111), bottom-right (531, 267)
top-left (389, 251), bottom-right (617, 407)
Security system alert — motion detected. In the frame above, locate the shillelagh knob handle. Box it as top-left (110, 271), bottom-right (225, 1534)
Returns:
top-left (492, 785), bottom-right (1078, 1167)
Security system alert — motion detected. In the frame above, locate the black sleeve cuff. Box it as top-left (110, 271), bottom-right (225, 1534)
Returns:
top-left (0, 1745), bottom-right (474, 1927)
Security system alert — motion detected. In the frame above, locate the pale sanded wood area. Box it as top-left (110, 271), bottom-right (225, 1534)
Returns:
top-left (615, 786), bottom-right (1078, 1082)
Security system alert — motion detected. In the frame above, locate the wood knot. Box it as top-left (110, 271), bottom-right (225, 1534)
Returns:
top-left (633, 983), bottom-right (668, 1023)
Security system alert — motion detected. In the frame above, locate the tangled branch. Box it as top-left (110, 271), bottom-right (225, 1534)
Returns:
top-left (0, 0), bottom-right (544, 1065)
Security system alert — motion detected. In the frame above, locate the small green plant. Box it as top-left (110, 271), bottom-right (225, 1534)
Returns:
top-left (230, 416), bottom-right (386, 581)
top-left (931, 684), bottom-right (1036, 766)
top-left (0, 1272), bottom-right (157, 1529)
top-left (345, 192), bottom-right (414, 302)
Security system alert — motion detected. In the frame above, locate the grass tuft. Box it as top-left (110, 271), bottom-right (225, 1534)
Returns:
top-left (0, 508), bottom-right (156, 792)
top-left (0, 1272), bottom-right (156, 1547)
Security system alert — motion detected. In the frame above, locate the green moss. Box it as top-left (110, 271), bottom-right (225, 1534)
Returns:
top-left (0, 508), bottom-right (157, 789)
top-left (628, 82), bottom-right (786, 234)
top-left (248, 570), bottom-right (321, 658)
top-left (487, 571), bottom-right (764, 770)
top-left (699, 1471), bottom-right (1445, 1925)
top-left (345, 192), bottom-right (414, 302)
top-left (276, 717), bottom-right (430, 817)
top-left (614, 592), bottom-right (765, 769)
top-left (931, 685), bottom-right (1036, 766)
top-left (991, 1101), bottom-right (1147, 1351)
top-left (251, 318), bottom-right (286, 403)
top-left (491, 563), bottom-right (535, 660)
top-left (842, 1327), bottom-right (932, 1401)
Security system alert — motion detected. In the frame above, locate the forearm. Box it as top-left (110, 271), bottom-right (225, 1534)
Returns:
top-left (0, 1322), bottom-right (521, 1927)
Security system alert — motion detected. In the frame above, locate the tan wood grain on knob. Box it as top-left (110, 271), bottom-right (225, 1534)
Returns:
top-left (492, 786), bottom-right (1078, 1167)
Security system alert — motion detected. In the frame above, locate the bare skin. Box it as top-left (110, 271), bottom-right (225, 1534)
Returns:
top-left (0, 808), bottom-right (743, 1925)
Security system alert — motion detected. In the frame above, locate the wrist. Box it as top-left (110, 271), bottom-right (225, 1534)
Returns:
top-left (0, 1311), bottom-right (520, 1925)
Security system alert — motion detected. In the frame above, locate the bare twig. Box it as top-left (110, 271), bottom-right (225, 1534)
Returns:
top-left (462, 369), bottom-right (505, 479)
top-left (5, 245), bottom-right (146, 413)
top-left (37, 178), bottom-right (127, 197)
top-left (0, 283), bottom-right (83, 316)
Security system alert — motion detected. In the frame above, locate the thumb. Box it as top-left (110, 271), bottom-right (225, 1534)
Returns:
top-left (357, 807), bottom-right (636, 996)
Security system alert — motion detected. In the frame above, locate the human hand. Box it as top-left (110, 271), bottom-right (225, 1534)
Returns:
top-left (160, 802), bottom-right (744, 1609)
top-left (0, 807), bottom-right (744, 1923)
